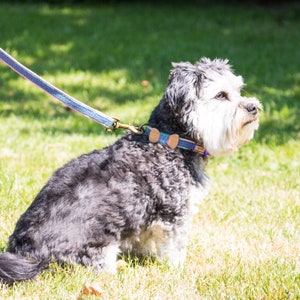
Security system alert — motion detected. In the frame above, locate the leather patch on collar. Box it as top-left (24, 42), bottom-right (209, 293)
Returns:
top-left (148, 128), bottom-right (160, 143)
top-left (167, 134), bottom-right (179, 149)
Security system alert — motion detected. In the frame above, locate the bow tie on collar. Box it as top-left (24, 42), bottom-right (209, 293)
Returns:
top-left (143, 126), bottom-right (211, 159)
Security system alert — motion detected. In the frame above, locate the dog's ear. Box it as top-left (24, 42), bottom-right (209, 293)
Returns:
top-left (165, 62), bottom-right (202, 115)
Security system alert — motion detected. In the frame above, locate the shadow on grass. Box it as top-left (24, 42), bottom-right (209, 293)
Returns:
top-left (0, 2), bottom-right (299, 144)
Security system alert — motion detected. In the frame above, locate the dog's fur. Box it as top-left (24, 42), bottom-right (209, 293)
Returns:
top-left (0, 58), bottom-right (262, 284)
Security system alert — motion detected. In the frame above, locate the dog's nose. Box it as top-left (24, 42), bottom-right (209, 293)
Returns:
top-left (246, 104), bottom-right (258, 115)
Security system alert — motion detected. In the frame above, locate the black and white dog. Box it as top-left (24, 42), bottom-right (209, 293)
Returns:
top-left (0, 58), bottom-right (261, 284)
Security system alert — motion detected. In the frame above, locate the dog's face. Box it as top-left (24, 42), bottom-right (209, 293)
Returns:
top-left (165, 58), bottom-right (262, 156)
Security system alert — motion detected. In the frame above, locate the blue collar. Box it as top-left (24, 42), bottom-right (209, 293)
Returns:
top-left (144, 126), bottom-right (211, 159)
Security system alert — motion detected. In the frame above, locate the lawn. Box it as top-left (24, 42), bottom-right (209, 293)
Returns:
top-left (0, 1), bottom-right (299, 299)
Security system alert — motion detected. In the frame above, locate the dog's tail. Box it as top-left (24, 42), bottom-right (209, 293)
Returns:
top-left (0, 252), bottom-right (48, 285)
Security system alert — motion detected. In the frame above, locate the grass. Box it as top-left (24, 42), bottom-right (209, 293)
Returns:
top-left (0, 1), bottom-right (300, 299)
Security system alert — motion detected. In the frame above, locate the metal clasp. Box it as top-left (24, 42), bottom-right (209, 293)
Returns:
top-left (106, 117), bottom-right (144, 135)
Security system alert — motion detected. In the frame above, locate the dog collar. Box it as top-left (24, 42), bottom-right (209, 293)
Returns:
top-left (143, 126), bottom-right (211, 158)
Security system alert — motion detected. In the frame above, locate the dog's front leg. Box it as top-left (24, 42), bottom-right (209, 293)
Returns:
top-left (157, 222), bottom-right (188, 267)
top-left (136, 220), bottom-right (188, 267)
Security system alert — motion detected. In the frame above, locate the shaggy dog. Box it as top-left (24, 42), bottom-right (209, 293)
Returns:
top-left (0, 58), bottom-right (262, 285)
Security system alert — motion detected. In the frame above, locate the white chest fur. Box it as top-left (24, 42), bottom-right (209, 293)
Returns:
top-left (188, 180), bottom-right (210, 216)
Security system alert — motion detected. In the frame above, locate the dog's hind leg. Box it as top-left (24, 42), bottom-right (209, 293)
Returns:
top-left (79, 243), bottom-right (121, 273)
top-left (100, 243), bottom-right (121, 273)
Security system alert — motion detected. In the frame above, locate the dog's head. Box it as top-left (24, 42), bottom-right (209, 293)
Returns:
top-left (162, 58), bottom-right (262, 156)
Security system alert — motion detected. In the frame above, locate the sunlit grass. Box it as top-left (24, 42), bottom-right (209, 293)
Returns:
top-left (0, 1), bottom-right (300, 299)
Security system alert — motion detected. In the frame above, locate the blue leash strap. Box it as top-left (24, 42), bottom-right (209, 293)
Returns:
top-left (0, 48), bottom-right (116, 129)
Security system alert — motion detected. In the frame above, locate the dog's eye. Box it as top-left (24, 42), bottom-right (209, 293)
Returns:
top-left (215, 92), bottom-right (229, 100)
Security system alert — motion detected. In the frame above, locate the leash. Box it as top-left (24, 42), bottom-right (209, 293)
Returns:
top-left (0, 48), bottom-right (210, 158)
top-left (0, 48), bottom-right (142, 134)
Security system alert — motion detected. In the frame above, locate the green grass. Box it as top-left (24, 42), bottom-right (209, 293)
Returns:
top-left (0, 1), bottom-right (300, 299)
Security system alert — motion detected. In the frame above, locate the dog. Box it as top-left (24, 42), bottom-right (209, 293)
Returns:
top-left (0, 58), bottom-right (262, 285)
